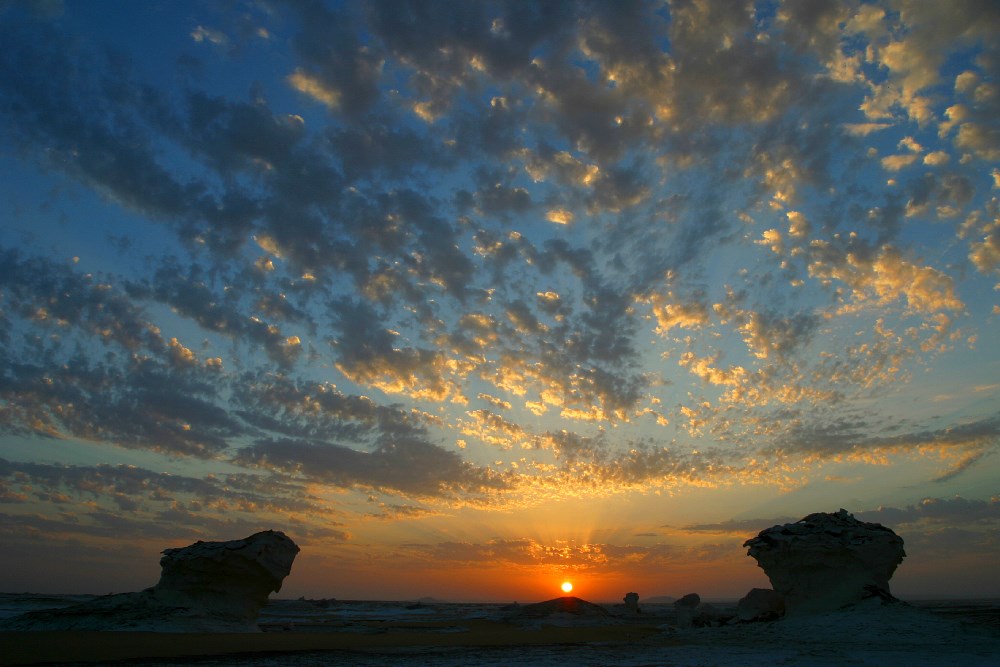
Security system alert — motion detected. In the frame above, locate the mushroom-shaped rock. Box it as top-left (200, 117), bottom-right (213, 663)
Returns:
top-left (743, 509), bottom-right (904, 614)
top-left (152, 530), bottom-right (300, 624)
top-left (623, 591), bottom-right (640, 614)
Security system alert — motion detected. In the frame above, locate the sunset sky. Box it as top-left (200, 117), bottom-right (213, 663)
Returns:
top-left (1, 0), bottom-right (998, 602)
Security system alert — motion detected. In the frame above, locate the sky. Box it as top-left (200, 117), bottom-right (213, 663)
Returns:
top-left (0, 0), bottom-right (998, 603)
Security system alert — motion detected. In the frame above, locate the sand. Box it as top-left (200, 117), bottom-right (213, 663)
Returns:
top-left (3, 598), bottom-right (998, 666)
top-left (0, 621), bottom-right (664, 665)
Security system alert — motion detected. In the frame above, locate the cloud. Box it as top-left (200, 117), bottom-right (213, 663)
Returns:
top-left (0, 248), bottom-right (164, 353)
top-left (235, 435), bottom-right (506, 500)
top-left (0, 355), bottom-right (243, 457)
top-left (681, 516), bottom-right (800, 536)
top-left (458, 410), bottom-right (526, 451)
top-left (288, 1), bottom-right (382, 117)
top-left (545, 208), bottom-right (573, 225)
top-left (733, 308), bottom-right (820, 362)
top-left (288, 69), bottom-right (342, 109)
top-left (766, 413), bottom-right (1000, 478)
top-left (1, 1), bottom-right (998, 573)
top-left (842, 123), bottom-right (892, 136)
top-left (402, 536), bottom-right (689, 569)
top-left (882, 154), bottom-right (919, 171)
top-left (0, 252), bottom-right (255, 457)
top-left (0, 458), bottom-right (347, 541)
top-left (329, 298), bottom-right (467, 403)
top-left (472, 170), bottom-right (533, 218)
top-left (641, 290), bottom-right (710, 333)
top-left (969, 226), bottom-right (1000, 274)
top-left (127, 260), bottom-right (307, 369)
top-left (181, 91), bottom-right (308, 178)
top-left (365, 502), bottom-right (439, 521)
top-left (190, 25), bottom-right (228, 47)
top-left (327, 120), bottom-right (447, 181)
top-left (228, 374), bottom-right (516, 501)
top-left (0, 23), bottom-right (252, 253)
top-left (808, 241), bottom-right (963, 314)
top-left (923, 151), bottom-right (950, 166)
top-left (858, 496), bottom-right (1000, 526)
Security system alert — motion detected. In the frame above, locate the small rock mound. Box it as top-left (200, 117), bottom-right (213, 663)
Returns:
top-left (743, 509), bottom-right (904, 614)
top-left (516, 596), bottom-right (610, 618)
top-left (508, 596), bottom-right (612, 626)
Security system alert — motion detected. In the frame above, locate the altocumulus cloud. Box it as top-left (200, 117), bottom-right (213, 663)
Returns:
top-left (0, 0), bottom-right (998, 562)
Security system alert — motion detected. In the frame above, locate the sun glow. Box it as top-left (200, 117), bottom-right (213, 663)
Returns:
top-left (561, 581), bottom-right (573, 594)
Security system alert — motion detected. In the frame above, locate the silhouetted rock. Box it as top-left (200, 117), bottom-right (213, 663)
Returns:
top-left (690, 602), bottom-right (731, 627)
top-left (623, 591), bottom-right (640, 615)
top-left (517, 596), bottom-right (609, 618)
top-left (152, 530), bottom-right (299, 623)
top-left (671, 593), bottom-right (732, 627)
top-left (0, 530), bottom-right (299, 632)
top-left (674, 593), bottom-right (700, 608)
top-left (737, 587), bottom-right (785, 621)
top-left (508, 596), bottom-right (613, 626)
top-left (743, 509), bottom-right (905, 614)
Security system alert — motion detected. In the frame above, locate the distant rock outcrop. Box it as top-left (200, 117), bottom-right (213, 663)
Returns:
top-left (1, 530), bottom-right (299, 632)
top-left (743, 509), bottom-right (905, 614)
top-left (623, 591), bottom-right (640, 615)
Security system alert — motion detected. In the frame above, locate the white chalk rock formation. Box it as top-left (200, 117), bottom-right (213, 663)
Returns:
top-left (743, 509), bottom-right (904, 614)
top-left (623, 591), bottom-right (640, 615)
top-left (737, 587), bottom-right (785, 621)
top-left (151, 530), bottom-right (299, 623)
top-left (1, 530), bottom-right (299, 632)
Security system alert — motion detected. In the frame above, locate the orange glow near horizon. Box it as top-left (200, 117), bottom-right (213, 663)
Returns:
top-left (561, 581), bottom-right (573, 593)
top-left (280, 536), bottom-right (776, 603)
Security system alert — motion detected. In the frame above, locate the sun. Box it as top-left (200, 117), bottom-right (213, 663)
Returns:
top-left (561, 581), bottom-right (573, 594)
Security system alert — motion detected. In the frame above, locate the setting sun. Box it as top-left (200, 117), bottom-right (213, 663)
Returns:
top-left (561, 581), bottom-right (573, 594)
